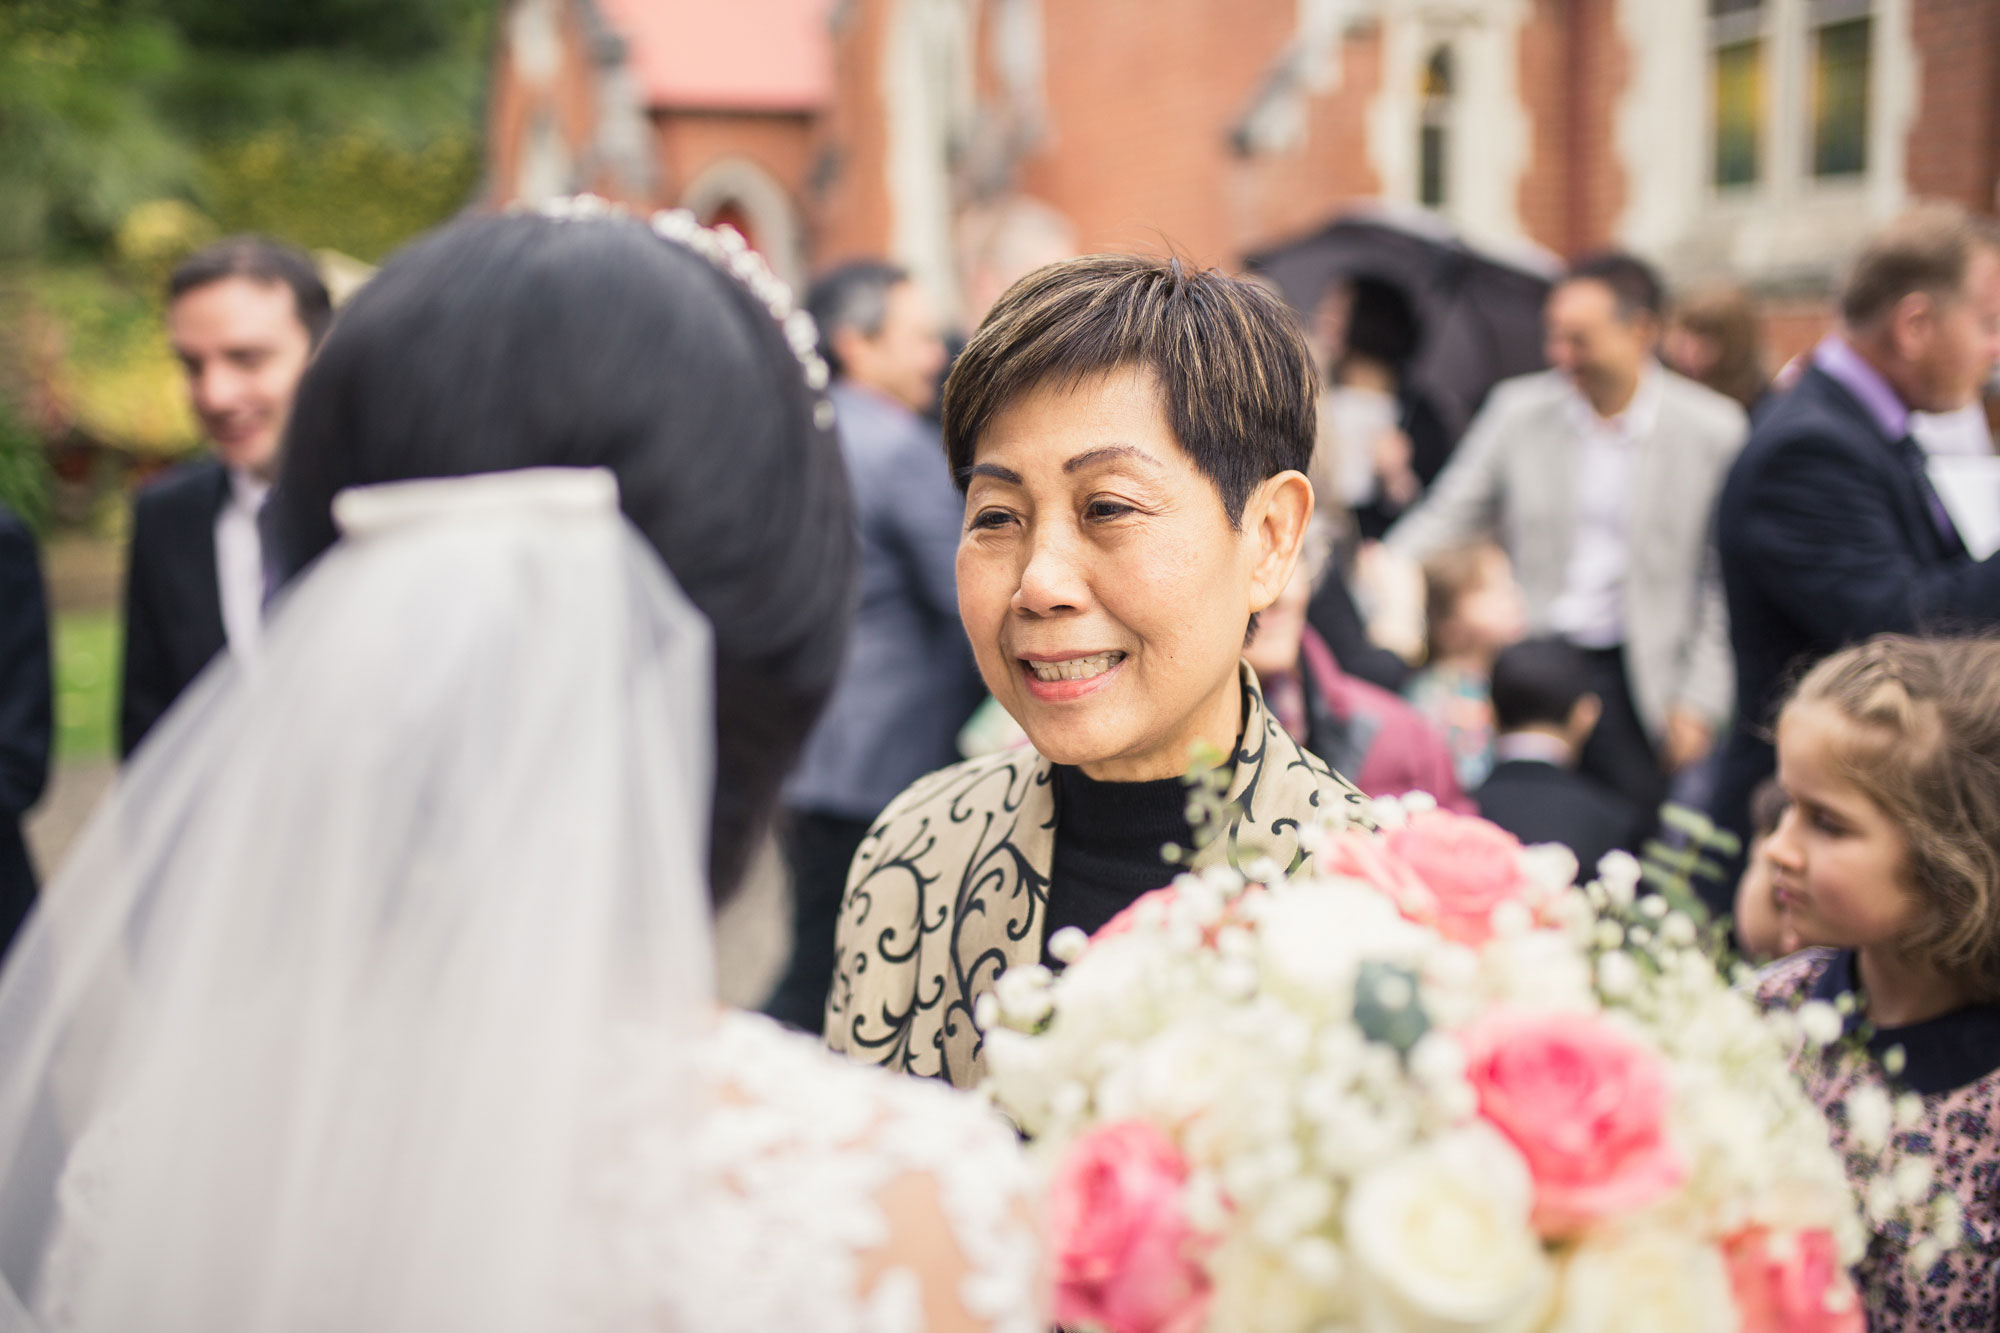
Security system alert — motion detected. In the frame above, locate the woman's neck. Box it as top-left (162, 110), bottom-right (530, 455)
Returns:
top-left (1857, 945), bottom-right (1975, 1028)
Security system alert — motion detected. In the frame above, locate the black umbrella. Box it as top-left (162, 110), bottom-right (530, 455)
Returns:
top-left (1244, 204), bottom-right (1559, 444)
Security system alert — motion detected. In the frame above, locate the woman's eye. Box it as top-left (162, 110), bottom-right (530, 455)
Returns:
top-left (969, 509), bottom-right (1015, 531)
top-left (1085, 499), bottom-right (1134, 521)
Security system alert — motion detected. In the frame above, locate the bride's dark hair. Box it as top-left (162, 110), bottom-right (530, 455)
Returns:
top-left (272, 212), bottom-right (855, 901)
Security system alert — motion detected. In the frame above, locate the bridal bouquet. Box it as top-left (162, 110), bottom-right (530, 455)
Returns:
top-left (979, 799), bottom-right (1871, 1333)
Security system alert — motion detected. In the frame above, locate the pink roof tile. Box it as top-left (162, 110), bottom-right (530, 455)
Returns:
top-left (593, 0), bottom-right (834, 112)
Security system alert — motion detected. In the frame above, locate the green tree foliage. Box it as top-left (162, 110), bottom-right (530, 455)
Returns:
top-left (159, 0), bottom-right (483, 58)
top-left (0, 0), bottom-right (492, 259)
top-left (2, 0), bottom-right (494, 493)
top-left (203, 127), bottom-right (481, 261)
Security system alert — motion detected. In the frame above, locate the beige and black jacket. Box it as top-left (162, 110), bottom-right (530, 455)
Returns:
top-left (825, 664), bottom-right (1373, 1088)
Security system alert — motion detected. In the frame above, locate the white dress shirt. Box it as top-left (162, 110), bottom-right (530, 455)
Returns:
top-left (214, 468), bottom-right (271, 661)
top-left (1546, 367), bottom-right (1661, 650)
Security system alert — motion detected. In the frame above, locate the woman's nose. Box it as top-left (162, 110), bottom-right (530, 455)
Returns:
top-left (1012, 529), bottom-right (1088, 617)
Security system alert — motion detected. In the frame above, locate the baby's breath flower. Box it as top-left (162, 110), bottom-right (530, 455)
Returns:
top-left (1893, 1155), bottom-right (1934, 1205)
top-left (1844, 1085), bottom-right (1893, 1152)
top-left (1597, 951), bottom-right (1642, 1000)
top-left (1883, 1044), bottom-right (1908, 1078)
top-left (1798, 1000), bottom-right (1844, 1047)
top-left (1046, 926), bottom-right (1088, 965)
top-left (1894, 1091), bottom-right (1924, 1128)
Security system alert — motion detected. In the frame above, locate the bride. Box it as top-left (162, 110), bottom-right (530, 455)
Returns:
top-left (0, 208), bottom-right (1043, 1332)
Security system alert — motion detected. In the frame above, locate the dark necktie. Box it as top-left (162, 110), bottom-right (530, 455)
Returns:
top-left (256, 495), bottom-right (284, 609)
top-left (1892, 435), bottom-right (1968, 558)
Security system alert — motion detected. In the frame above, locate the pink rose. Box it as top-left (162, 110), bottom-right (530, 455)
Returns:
top-left (1383, 810), bottom-right (1537, 945)
top-left (1316, 830), bottom-right (1441, 923)
top-left (1047, 1121), bottom-right (1213, 1333)
top-left (1461, 1010), bottom-right (1686, 1235)
top-left (1724, 1228), bottom-right (1865, 1333)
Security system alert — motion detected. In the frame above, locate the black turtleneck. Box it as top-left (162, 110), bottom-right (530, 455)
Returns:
top-left (1040, 764), bottom-right (1194, 966)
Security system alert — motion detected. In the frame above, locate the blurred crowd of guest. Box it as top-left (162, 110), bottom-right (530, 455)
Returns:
top-left (3, 199), bottom-right (1998, 980)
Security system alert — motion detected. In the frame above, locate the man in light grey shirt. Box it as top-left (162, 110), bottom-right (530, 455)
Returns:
top-left (1386, 253), bottom-right (1747, 817)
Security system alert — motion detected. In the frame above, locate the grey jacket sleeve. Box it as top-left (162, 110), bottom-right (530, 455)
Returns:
top-left (1383, 387), bottom-right (1512, 561)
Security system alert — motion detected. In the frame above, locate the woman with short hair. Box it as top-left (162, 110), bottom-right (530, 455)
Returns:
top-left (827, 254), bottom-right (1373, 1088)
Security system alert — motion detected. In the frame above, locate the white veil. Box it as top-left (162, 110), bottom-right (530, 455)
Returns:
top-left (0, 467), bottom-right (717, 1331)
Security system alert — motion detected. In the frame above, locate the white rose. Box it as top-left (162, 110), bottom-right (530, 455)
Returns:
top-left (1549, 1228), bottom-right (1736, 1333)
top-left (1345, 1126), bottom-right (1552, 1333)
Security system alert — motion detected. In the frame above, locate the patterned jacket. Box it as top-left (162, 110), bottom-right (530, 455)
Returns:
top-left (825, 664), bottom-right (1373, 1088)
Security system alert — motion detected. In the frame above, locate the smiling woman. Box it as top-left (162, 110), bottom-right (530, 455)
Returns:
top-left (825, 254), bottom-right (1375, 1088)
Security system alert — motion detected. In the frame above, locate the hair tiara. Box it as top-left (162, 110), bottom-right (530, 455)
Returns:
top-left (521, 193), bottom-right (835, 431)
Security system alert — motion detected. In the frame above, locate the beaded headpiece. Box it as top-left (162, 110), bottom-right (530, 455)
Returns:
top-left (523, 193), bottom-right (835, 430)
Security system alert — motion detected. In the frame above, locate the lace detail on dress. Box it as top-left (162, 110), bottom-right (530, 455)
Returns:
top-left (567, 1010), bottom-right (1043, 1333)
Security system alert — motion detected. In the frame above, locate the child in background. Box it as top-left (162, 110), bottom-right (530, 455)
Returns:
top-left (1755, 636), bottom-right (2000, 1327)
top-left (1733, 778), bottom-right (1801, 962)
top-left (1404, 541), bottom-right (1526, 790)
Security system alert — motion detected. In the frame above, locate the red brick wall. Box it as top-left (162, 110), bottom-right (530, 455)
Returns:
top-left (651, 111), bottom-right (816, 208)
top-left (812, 0), bottom-right (896, 268)
top-left (485, 1), bottom-right (615, 205)
top-left (1224, 24), bottom-right (1384, 261)
top-left (1017, 0), bottom-right (1298, 266)
top-left (1907, 0), bottom-right (2000, 213)
top-left (1514, 0), bottom-right (1627, 260)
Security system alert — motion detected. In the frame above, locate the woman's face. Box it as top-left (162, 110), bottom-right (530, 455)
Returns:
top-left (957, 365), bottom-right (1310, 781)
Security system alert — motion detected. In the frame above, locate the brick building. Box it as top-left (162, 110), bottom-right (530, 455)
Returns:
top-left (487, 0), bottom-right (2000, 353)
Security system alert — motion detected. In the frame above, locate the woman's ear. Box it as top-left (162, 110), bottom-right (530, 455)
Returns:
top-left (1244, 470), bottom-right (1314, 614)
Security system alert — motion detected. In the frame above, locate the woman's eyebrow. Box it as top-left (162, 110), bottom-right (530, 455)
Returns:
top-left (962, 461), bottom-right (1023, 485)
top-left (1063, 444), bottom-right (1161, 474)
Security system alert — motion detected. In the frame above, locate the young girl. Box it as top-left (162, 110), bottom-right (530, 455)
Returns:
top-left (1756, 635), bottom-right (2000, 1327)
top-left (1404, 541), bottom-right (1526, 790)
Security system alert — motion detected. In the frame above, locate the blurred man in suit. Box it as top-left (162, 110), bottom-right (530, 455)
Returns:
top-left (0, 499), bottom-right (51, 953)
top-left (120, 237), bottom-right (331, 757)
top-left (1387, 254), bottom-right (1746, 819)
top-left (1712, 204), bottom-right (2000, 869)
top-left (1474, 637), bottom-right (1645, 879)
top-left (763, 260), bottom-right (984, 1033)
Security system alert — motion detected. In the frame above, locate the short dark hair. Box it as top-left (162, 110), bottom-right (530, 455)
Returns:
top-left (1490, 636), bottom-right (1593, 733)
top-left (806, 259), bottom-right (908, 377)
top-left (1562, 251), bottom-right (1664, 323)
top-left (271, 214), bottom-right (855, 902)
top-left (169, 235), bottom-right (335, 346)
top-left (1840, 202), bottom-right (2000, 329)
top-left (942, 253), bottom-right (1317, 526)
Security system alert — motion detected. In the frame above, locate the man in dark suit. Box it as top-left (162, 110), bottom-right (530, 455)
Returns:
top-left (121, 237), bottom-right (330, 757)
top-left (0, 499), bottom-right (52, 953)
top-left (1711, 204), bottom-right (2000, 880)
top-left (1474, 637), bottom-right (1646, 878)
top-left (763, 260), bottom-right (984, 1034)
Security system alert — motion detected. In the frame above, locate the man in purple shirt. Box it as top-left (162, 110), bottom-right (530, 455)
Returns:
top-left (1711, 203), bottom-right (2000, 888)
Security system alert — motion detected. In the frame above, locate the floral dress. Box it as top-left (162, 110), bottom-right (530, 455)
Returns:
top-left (1757, 949), bottom-right (2000, 1330)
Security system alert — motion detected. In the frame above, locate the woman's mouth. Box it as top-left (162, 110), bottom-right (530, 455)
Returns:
top-left (1019, 651), bottom-right (1127, 701)
top-left (1026, 651), bottom-right (1124, 683)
